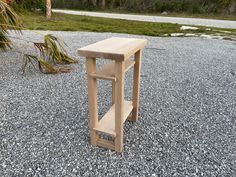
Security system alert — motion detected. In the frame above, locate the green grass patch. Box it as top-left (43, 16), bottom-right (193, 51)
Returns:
top-left (21, 12), bottom-right (236, 37)
top-left (91, 9), bottom-right (236, 21)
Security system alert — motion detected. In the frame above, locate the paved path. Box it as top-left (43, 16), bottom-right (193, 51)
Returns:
top-left (53, 9), bottom-right (236, 29)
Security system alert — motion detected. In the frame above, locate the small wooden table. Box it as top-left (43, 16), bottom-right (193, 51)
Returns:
top-left (78, 37), bottom-right (148, 152)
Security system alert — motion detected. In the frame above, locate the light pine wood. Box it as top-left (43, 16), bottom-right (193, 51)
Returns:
top-left (93, 101), bottom-right (133, 136)
top-left (86, 57), bottom-right (99, 145)
top-left (80, 37), bottom-right (147, 152)
top-left (132, 50), bottom-right (142, 122)
top-left (89, 60), bottom-right (135, 81)
top-left (90, 73), bottom-right (115, 81)
top-left (97, 138), bottom-right (115, 150)
top-left (112, 80), bottom-right (115, 105)
top-left (78, 37), bottom-right (148, 61)
top-left (114, 61), bottom-right (125, 152)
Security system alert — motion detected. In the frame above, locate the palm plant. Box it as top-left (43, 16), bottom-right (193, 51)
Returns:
top-left (0, 0), bottom-right (22, 50)
top-left (23, 34), bottom-right (77, 74)
top-left (0, 0), bottom-right (77, 74)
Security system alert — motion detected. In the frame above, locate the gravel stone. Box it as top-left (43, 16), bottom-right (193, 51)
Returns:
top-left (0, 31), bottom-right (236, 177)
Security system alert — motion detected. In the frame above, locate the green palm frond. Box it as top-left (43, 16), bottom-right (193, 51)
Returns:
top-left (22, 35), bottom-right (77, 74)
top-left (28, 35), bottom-right (77, 74)
top-left (38, 58), bottom-right (59, 74)
top-left (23, 54), bottom-right (59, 74)
top-left (33, 34), bottom-right (77, 65)
top-left (0, 29), bottom-right (11, 49)
top-left (22, 54), bottom-right (38, 73)
top-left (44, 34), bottom-right (77, 64)
top-left (45, 34), bottom-right (67, 53)
top-left (0, 0), bottom-right (22, 50)
top-left (23, 54), bottom-right (74, 74)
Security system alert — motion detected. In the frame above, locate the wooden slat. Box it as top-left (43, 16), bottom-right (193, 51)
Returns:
top-left (114, 61), bottom-right (125, 152)
top-left (93, 101), bottom-right (133, 136)
top-left (89, 60), bottom-right (135, 81)
top-left (90, 73), bottom-right (115, 81)
top-left (112, 80), bottom-right (115, 105)
top-left (132, 50), bottom-right (142, 122)
top-left (86, 57), bottom-right (99, 145)
top-left (97, 138), bottom-right (115, 150)
top-left (78, 37), bottom-right (148, 61)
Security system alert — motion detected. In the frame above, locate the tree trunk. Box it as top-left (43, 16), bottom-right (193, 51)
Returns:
top-left (101, 0), bottom-right (105, 8)
top-left (46, 0), bottom-right (52, 19)
top-left (91, 0), bottom-right (97, 6)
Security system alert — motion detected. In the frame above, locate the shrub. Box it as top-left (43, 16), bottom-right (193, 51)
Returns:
top-left (13, 0), bottom-right (46, 11)
top-left (52, 0), bottom-right (236, 14)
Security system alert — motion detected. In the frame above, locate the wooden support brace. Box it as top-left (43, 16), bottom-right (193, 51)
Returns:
top-left (86, 57), bottom-right (99, 145)
top-left (112, 80), bottom-right (115, 105)
top-left (115, 61), bottom-right (125, 152)
top-left (97, 138), bottom-right (115, 150)
top-left (132, 50), bottom-right (142, 122)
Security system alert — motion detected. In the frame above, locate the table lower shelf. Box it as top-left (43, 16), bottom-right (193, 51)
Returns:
top-left (93, 100), bottom-right (133, 137)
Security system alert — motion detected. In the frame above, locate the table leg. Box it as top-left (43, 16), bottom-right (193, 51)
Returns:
top-left (86, 57), bottom-right (99, 146)
top-left (115, 61), bottom-right (125, 152)
top-left (112, 80), bottom-right (115, 105)
top-left (132, 50), bottom-right (142, 122)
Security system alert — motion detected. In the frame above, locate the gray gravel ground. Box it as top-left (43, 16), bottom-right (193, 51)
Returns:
top-left (0, 31), bottom-right (236, 177)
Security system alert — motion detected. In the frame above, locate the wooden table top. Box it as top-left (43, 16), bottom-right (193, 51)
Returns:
top-left (78, 37), bottom-right (148, 61)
